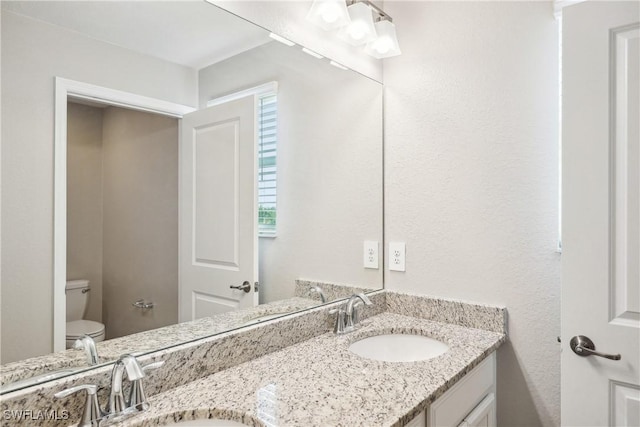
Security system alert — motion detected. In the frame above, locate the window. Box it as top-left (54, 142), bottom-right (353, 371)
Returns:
top-left (258, 94), bottom-right (277, 235)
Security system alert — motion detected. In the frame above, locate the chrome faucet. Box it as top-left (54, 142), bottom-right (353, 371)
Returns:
top-left (345, 293), bottom-right (372, 329)
top-left (333, 293), bottom-right (372, 334)
top-left (108, 355), bottom-right (164, 415)
top-left (54, 354), bottom-right (164, 426)
top-left (309, 285), bottom-right (327, 303)
top-left (74, 334), bottom-right (99, 366)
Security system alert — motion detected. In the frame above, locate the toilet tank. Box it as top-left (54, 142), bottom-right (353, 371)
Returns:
top-left (66, 279), bottom-right (89, 322)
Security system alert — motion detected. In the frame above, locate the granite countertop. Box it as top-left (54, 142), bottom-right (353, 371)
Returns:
top-left (94, 297), bottom-right (320, 360)
top-left (117, 312), bottom-right (506, 427)
top-left (0, 297), bottom-right (320, 391)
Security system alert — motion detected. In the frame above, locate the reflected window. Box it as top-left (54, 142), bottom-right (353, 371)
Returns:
top-left (258, 94), bottom-right (277, 235)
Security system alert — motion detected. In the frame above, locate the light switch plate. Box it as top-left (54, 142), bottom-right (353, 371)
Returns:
top-left (389, 242), bottom-right (406, 272)
top-left (364, 240), bottom-right (379, 269)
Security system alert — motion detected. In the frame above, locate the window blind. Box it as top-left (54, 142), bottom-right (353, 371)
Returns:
top-left (258, 94), bottom-right (277, 234)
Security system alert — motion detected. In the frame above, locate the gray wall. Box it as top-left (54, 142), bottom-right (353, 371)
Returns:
top-left (383, 2), bottom-right (560, 426)
top-left (67, 103), bottom-right (104, 324)
top-left (66, 104), bottom-right (179, 340)
top-left (101, 107), bottom-right (179, 339)
top-left (0, 10), bottom-right (196, 363)
top-left (199, 41), bottom-right (383, 303)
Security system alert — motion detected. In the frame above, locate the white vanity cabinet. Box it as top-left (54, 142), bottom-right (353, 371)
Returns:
top-left (407, 352), bottom-right (497, 427)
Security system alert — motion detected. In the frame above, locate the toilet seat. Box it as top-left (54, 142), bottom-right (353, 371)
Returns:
top-left (66, 319), bottom-right (105, 340)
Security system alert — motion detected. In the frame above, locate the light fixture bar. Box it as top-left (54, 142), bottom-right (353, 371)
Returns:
top-left (348, 0), bottom-right (392, 22)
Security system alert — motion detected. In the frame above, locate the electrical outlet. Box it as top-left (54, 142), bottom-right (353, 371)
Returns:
top-left (364, 240), bottom-right (379, 269)
top-left (389, 242), bottom-right (406, 272)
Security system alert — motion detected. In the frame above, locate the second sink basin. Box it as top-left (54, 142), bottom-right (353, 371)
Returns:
top-left (349, 334), bottom-right (449, 362)
top-left (163, 419), bottom-right (246, 426)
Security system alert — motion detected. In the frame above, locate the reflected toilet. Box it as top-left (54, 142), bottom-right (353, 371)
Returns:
top-left (65, 280), bottom-right (106, 349)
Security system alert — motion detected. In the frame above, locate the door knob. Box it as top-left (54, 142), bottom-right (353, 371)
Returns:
top-left (570, 335), bottom-right (621, 360)
top-left (230, 281), bottom-right (251, 293)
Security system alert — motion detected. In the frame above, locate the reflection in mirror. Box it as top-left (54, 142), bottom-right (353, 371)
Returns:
top-left (0, 0), bottom-right (383, 393)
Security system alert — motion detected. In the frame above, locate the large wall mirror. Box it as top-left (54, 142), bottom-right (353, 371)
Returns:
top-left (0, 1), bottom-right (383, 392)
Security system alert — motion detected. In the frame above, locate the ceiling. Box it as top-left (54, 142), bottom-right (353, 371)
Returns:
top-left (1, 0), bottom-right (272, 69)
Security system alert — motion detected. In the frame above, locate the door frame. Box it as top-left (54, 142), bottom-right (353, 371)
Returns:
top-left (53, 77), bottom-right (195, 351)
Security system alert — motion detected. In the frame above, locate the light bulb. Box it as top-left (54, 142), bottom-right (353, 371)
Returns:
top-left (349, 23), bottom-right (368, 40)
top-left (336, 2), bottom-right (376, 46)
top-left (306, 0), bottom-right (350, 31)
top-left (364, 20), bottom-right (401, 59)
top-left (321, 5), bottom-right (339, 23)
top-left (374, 37), bottom-right (392, 54)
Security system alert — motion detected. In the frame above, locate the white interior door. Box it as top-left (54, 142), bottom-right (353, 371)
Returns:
top-left (179, 96), bottom-right (258, 322)
top-left (562, 2), bottom-right (640, 426)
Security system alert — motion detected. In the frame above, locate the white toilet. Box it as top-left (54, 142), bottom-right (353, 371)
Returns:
top-left (65, 279), bottom-right (106, 349)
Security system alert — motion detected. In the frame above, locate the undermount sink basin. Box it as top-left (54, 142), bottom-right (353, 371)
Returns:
top-left (163, 419), bottom-right (246, 426)
top-left (349, 334), bottom-right (449, 362)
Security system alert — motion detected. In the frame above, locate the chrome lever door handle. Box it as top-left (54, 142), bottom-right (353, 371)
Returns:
top-left (230, 281), bottom-right (251, 293)
top-left (570, 335), bottom-right (621, 360)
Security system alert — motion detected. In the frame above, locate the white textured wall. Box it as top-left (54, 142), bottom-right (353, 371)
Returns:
top-left (199, 41), bottom-right (383, 303)
top-left (383, 2), bottom-right (560, 426)
top-left (212, 0), bottom-right (382, 82)
top-left (0, 11), bottom-right (196, 363)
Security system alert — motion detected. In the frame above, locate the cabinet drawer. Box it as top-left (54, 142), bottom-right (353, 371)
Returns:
top-left (458, 393), bottom-right (495, 427)
top-left (427, 353), bottom-right (496, 427)
top-left (406, 410), bottom-right (427, 427)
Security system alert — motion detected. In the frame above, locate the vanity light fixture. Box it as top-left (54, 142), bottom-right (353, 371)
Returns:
top-left (306, 0), bottom-right (351, 31)
top-left (337, 2), bottom-right (377, 46)
top-left (302, 47), bottom-right (324, 59)
top-left (269, 32), bottom-right (295, 47)
top-left (306, 0), bottom-right (401, 59)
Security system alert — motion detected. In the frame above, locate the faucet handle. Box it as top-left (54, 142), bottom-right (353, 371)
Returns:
top-left (120, 354), bottom-right (145, 381)
top-left (54, 384), bottom-right (103, 427)
top-left (141, 360), bottom-right (165, 373)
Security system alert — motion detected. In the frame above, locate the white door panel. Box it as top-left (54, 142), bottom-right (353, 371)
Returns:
top-left (562, 2), bottom-right (640, 426)
top-left (180, 97), bottom-right (258, 322)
